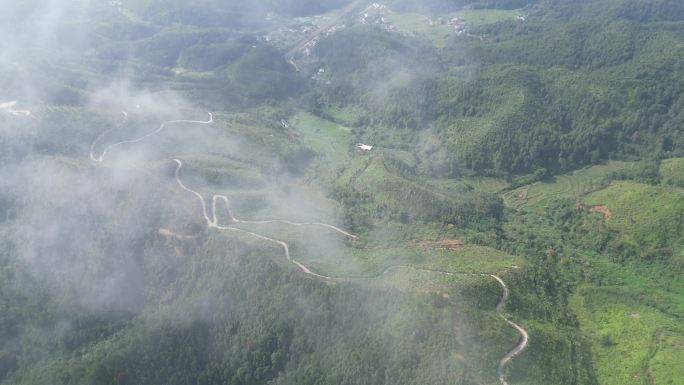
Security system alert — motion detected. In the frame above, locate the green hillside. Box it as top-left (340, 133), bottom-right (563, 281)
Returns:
top-left (1, 0), bottom-right (683, 384)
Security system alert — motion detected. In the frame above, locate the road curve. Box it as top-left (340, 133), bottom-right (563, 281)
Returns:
top-left (174, 159), bottom-right (336, 280)
top-left (174, 158), bottom-right (352, 280)
top-left (212, 195), bottom-right (357, 239)
top-left (490, 274), bottom-right (530, 385)
top-left (89, 112), bottom-right (528, 384)
top-left (171, 162), bottom-right (356, 239)
top-left (90, 112), bottom-right (128, 162)
top-left (175, 158), bottom-right (529, 384)
top-left (90, 112), bottom-right (213, 162)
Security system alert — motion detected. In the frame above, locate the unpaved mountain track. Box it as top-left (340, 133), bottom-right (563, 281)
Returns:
top-left (491, 274), bottom-right (530, 385)
top-left (176, 160), bottom-right (529, 384)
top-left (90, 112), bottom-right (213, 162)
top-left (90, 111), bottom-right (128, 162)
top-left (211, 195), bottom-right (357, 238)
top-left (172, 159), bottom-right (356, 239)
top-left (174, 158), bottom-right (348, 282)
top-left (89, 112), bottom-right (529, 384)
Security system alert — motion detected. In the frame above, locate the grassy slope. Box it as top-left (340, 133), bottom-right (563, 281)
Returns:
top-left (388, 8), bottom-right (522, 47)
top-left (503, 161), bottom-right (638, 210)
top-left (583, 181), bottom-right (684, 258)
top-left (570, 287), bottom-right (684, 385)
top-left (10, 1), bottom-right (684, 383)
top-left (259, 4), bottom-right (684, 382)
top-left (661, 157), bottom-right (684, 188)
top-left (212, 110), bottom-right (528, 382)
top-left (501, 159), bottom-right (684, 385)
top-left (4, 106), bottom-right (526, 385)
top-left (289, 111), bottom-right (351, 168)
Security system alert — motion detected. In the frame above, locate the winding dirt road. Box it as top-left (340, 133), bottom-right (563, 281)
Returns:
top-left (174, 158), bottom-right (351, 281)
top-left (175, 159), bottom-right (528, 384)
top-left (90, 112), bottom-right (529, 384)
top-left (212, 194), bottom-right (356, 238)
top-left (172, 159), bottom-right (355, 239)
top-left (89, 112), bottom-right (213, 162)
top-left (491, 274), bottom-right (530, 385)
top-left (89, 111), bottom-right (128, 162)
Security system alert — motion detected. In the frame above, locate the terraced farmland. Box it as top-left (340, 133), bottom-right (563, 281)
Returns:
top-left (502, 161), bottom-right (638, 210)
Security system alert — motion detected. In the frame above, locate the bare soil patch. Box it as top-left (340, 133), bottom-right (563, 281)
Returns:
top-left (581, 204), bottom-right (612, 220)
top-left (418, 239), bottom-right (464, 250)
top-left (159, 228), bottom-right (196, 240)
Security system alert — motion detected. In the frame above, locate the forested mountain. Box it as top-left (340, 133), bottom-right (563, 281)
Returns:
top-left (309, 0), bottom-right (684, 176)
top-left (1, 0), bottom-right (682, 384)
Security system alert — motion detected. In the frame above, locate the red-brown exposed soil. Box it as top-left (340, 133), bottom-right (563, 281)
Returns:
top-left (418, 239), bottom-right (464, 250)
top-left (158, 228), bottom-right (197, 240)
top-left (583, 204), bottom-right (612, 220)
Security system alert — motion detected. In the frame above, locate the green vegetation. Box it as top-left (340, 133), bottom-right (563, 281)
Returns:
top-left (455, 9), bottom-right (522, 25)
top-left (331, 153), bottom-right (503, 233)
top-left (497, 160), bottom-right (684, 384)
top-left (584, 181), bottom-right (684, 270)
top-left (660, 157), bottom-right (684, 188)
top-left (570, 283), bottom-right (684, 385)
top-left (289, 111), bottom-right (351, 172)
top-left (503, 161), bottom-right (637, 209)
top-left (2, 0), bottom-right (684, 384)
top-left (385, 8), bottom-right (523, 48)
top-left (309, 0), bottom-right (684, 177)
top-left (386, 13), bottom-right (456, 48)
top-left (5, 233), bottom-right (468, 385)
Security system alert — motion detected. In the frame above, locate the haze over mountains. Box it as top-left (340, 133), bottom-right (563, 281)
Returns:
top-left (0, 1), bottom-right (682, 384)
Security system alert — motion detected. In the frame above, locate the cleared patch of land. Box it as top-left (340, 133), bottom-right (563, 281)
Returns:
top-left (455, 9), bottom-right (522, 26)
top-left (583, 181), bottom-right (684, 255)
top-left (388, 8), bottom-right (522, 47)
top-left (290, 111), bottom-right (351, 166)
top-left (503, 161), bottom-right (638, 209)
top-left (660, 157), bottom-right (684, 187)
top-left (570, 287), bottom-right (684, 385)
